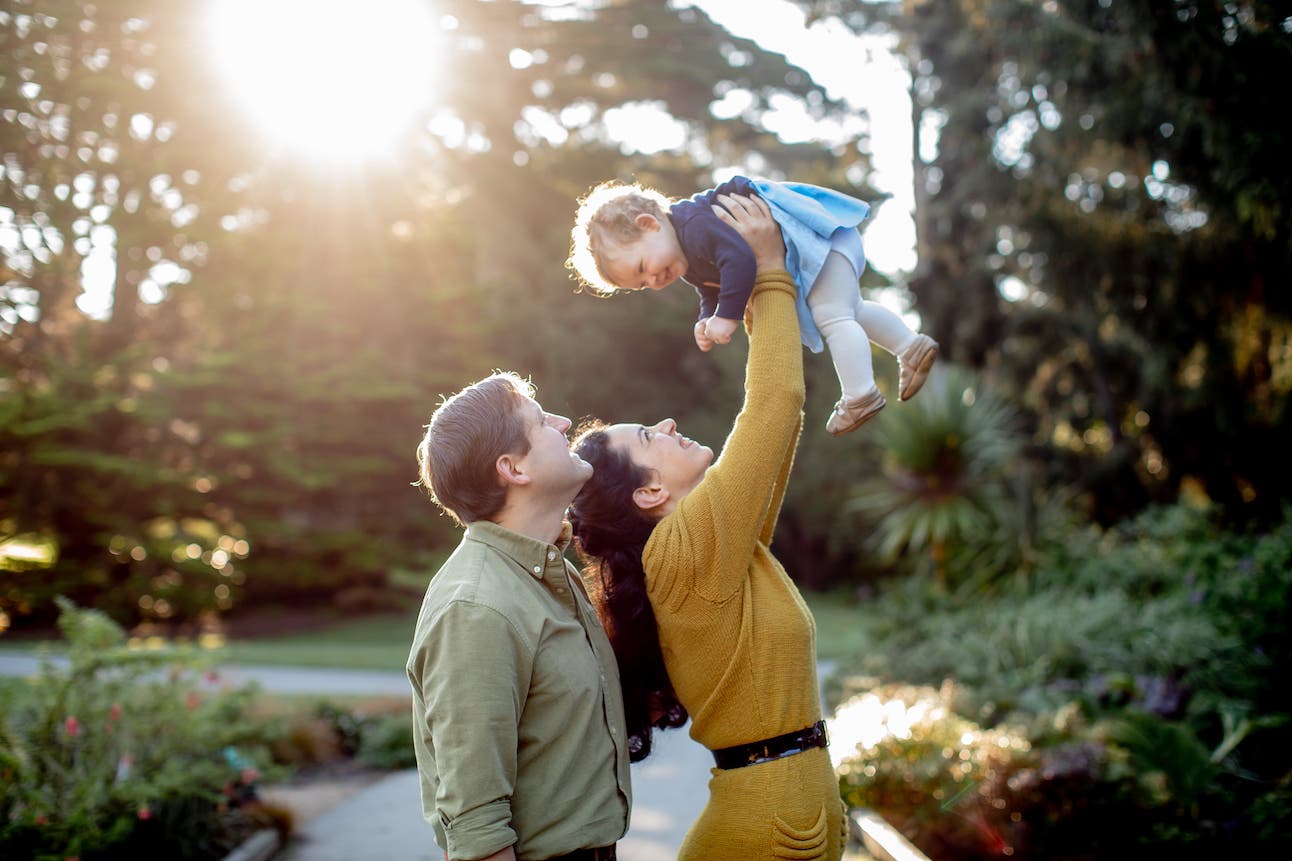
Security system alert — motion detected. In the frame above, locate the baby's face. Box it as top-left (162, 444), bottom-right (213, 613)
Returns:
top-left (604, 216), bottom-right (688, 293)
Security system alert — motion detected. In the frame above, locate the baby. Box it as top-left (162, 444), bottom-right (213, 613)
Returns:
top-left (567, 176), bottom-right (938, 435)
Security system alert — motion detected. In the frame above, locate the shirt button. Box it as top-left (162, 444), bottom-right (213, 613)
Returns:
top-left (547, 551), bottom-right (556, 561)
top-left (532, 565), bottom-right (541, 574)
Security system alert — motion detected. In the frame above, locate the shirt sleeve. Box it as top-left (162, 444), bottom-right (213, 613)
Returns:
top-left (680, 208), bottom-right (758, 321)
top-left (709, 224), bottom-right (758, 321)
top-left (414, 600), bottom-right (533, 860)
top-left (695, 282), bottom-right (719, 321)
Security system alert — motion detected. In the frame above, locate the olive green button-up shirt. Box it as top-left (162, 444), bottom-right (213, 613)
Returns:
top-left (406, 520), bottom-right (631, 861)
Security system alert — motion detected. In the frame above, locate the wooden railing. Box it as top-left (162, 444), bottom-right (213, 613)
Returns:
top-left (850, 808), bottom-right (933, 861)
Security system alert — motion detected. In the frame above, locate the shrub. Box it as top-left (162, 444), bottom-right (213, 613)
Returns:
top-left (829, 504), bottom-right (1292, 856)
top-left (356, 713), bottom-right (416, 771)
top-left (833, 682), bottom-right (1127, 860)
top-left (832, 684), bottom-right (1245, 859)
top-left (0, 599), bottom-right (280, 860)
top-left (848, 366), bottom-right (1025, 587)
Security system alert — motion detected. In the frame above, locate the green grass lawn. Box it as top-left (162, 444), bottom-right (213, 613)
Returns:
top-left (804, 590), bottom-right (869, 663)
top-left (215, 610), bottom-right (422, 670)
top-left (1, 591), bottom-right (866, 671)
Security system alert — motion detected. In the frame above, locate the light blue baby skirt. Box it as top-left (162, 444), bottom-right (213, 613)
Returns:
top-left (750, 179), bottom-right (871, 354)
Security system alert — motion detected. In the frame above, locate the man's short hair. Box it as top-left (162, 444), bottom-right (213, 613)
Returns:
top-left (417, 372), bottom-right (535, 526)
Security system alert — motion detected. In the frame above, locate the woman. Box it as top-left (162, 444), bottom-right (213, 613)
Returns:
top-left (569, 194), bottom-right (847, 860)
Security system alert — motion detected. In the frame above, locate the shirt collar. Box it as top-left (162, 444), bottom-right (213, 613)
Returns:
top-left (465, 520), bottom-right (572, 580)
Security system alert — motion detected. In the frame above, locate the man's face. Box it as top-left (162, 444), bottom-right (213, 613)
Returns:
top-left (512, 397), bottom-right (593, 502)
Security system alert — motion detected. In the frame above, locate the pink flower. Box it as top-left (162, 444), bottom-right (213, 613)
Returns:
top-left (109, 703), bottom-right (122, 722)
top-left (240, 767), bottom-right (260, 785)
top-left (137, 804), bottom-right (151, 820)
top-left (63, 716), bottom-right (80, 737)
top-left (205, 670), bottom-right (220, 685)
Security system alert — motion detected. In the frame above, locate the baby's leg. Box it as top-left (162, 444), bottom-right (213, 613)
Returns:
top-left (809, 251), bottom-right (878, 399)
top-left (856, 297), bottom-right (939, 402)
top-left (855, 300), bottom-right (918, 356)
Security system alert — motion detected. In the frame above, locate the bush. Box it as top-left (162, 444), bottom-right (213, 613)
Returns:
top-left (832, 683), bottom-right (1254, 859)
top-left (833, 682), bottom-right (1132, 860)
top-left (829, 504), bottom-right (1292, 856)
top-left (356, 713), bottom-right (416, 771)
top-left (0, 599), bottom-right (281, 860)
top-left (268, 700), bottom-right (414, 772)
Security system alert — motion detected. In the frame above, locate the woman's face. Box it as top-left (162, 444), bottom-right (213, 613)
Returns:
top-left (603, 418), bottom-right (713, 515)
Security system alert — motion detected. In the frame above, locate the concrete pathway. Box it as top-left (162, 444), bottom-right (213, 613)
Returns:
top-left (275, 726), bottom-right (713, 861)
top-left (0, 652), bottom-right (410, 697)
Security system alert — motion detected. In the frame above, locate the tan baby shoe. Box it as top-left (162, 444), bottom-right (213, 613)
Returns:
top-left (898, 334), bottom-right (939, 401)
top-left (826, 387), bottom-right (886, 436)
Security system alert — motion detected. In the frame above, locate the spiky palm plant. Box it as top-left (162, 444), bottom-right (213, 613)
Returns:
top-left (851, 365), bottom-right (1022, 587)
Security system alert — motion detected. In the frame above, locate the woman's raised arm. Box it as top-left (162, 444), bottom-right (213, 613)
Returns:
top-left (712, 194), bottom-right (804, 546)
top-left (674, 195), bottom-right (805, 580)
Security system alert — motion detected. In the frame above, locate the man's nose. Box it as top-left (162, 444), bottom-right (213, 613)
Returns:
top-left (548, 414), bottom-right (572, 432)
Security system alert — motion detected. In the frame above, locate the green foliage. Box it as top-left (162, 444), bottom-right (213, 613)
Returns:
top-left (849, 576), bottom-right (1230, 721)
top-left (1099, 709), bottom-right (1216, 815)
top-left (0, 600), bottom-right (280, 860)
top-left (828, 504), bottom-right (1292, 855)
top-left (849, 365), bottom-right (1026, 583)
top-left (835, 682), bottom-right (1140, 860)
top-left (0, 0), bottom-right (882, 625)
top-left (798, 0), bottom-right (1292, 521)
top-left (355, 713), bottom-right (416, 772)
top-left (281, 701), bottom-right (413, 771)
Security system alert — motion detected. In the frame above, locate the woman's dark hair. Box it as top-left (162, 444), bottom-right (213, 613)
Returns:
top-left (569, 423), bottom-right (687, 762)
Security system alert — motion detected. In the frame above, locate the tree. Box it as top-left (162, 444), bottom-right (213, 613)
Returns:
top-left (795, 0), bottom-right (1292, 523)
top-left (1, 0), bottom-right (260, 624)
top-left (3, 0), bottom-right (884, 626)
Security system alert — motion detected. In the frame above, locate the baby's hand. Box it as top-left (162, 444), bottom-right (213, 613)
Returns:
top-left (694, 319), bottom-right (714, 352)
top-left (705, 316), bottom-right (740, 346)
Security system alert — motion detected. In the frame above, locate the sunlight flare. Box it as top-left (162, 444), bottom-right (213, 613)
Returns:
top-left (205, 0), bottom-right (441, 162)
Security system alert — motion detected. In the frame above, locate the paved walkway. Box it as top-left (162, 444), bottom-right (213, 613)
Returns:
top-left (0, 653), bottom-right (411, 698)
top-left (275, 725), bottom-right (714, 861)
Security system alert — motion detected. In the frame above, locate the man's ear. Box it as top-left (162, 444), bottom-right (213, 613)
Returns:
top-left (634, 212), bottom-right (661, 232)
top-left (495, 453), bottom-right (531, 487)
top-left (632, 480), bottom-right (669, 512)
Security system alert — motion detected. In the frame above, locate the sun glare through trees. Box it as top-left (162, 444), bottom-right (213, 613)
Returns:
top-left (204, 0), bottom-right (442, 163)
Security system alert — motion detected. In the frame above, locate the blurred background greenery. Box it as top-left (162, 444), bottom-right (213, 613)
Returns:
top-left (2, 0), bottom-right (1290, 857)
top-left (2, 0), bottom-right (1288, 632)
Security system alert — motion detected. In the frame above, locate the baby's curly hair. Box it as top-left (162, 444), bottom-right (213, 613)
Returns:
top-left (566, 180), bottom-right (675, 296)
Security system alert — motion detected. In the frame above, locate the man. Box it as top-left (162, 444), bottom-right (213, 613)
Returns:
top-left (408, 371), bottom-right (630, 861)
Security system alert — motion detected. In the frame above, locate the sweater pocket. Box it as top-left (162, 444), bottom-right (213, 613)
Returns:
top-left (770, 804), bottom-right (829, 860)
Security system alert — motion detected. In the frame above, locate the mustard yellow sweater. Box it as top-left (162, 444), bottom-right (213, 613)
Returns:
top-left (643, 269), bottom-right (818, 752)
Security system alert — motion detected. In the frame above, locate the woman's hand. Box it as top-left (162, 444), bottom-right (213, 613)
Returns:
top-left (712, 193), bottom-right (786, 271)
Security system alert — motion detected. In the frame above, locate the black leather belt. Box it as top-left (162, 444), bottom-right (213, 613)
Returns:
top-left (547, 846), bottom-right (616, 861)
top-left (711, 720), bottom-right (829, 770)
